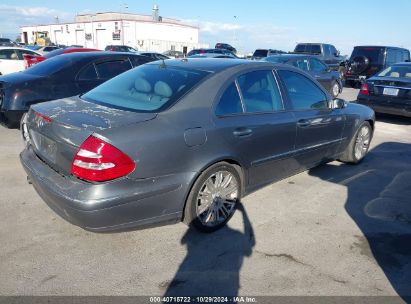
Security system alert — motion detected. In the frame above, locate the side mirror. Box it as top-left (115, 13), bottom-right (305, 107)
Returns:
top-left (328, 98), bottom-right (346, 110)
top-left (335, 51), bottom-right (340, 57)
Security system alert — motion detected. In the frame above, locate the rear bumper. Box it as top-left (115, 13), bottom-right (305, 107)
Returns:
top-left (20, 146), bottom-right (195, 232)
top-left (357, 95), bottom-right (411, 118)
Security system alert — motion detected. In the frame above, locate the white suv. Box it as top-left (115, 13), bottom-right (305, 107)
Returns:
top-left (0, 47), bottom-right (41, 75)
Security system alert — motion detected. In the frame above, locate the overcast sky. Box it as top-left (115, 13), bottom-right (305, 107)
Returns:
top-left (1, 0), bottom-right (410, 55)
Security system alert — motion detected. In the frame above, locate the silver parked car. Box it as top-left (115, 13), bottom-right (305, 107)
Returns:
top-left (20, 59), bottom-right (375, 233)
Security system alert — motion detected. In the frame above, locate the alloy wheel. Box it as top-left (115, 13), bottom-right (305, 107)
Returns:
top-left (196, 170), bottom-right (239, 227)
top-left (354, 125), bottom-right (371, 160)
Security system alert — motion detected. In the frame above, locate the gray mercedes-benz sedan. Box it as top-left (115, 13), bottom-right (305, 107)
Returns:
top-left (20, 59), bottom-right (375, 232)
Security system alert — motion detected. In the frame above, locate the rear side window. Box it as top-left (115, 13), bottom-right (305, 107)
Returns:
top-left (0, 49), bottom-right (18, 60)
top-left (294, 44), bottom-right (306, 53)
top-left (309, 45), bottom-right (322, 54)
top-left (82, 64), bottom-right (210, 112)
top-left (237, 70), bottom-right (283, 113)
top-left (16, 49), bottom-right (39, 60)
top-left (309, 58), bottom-right (327, 72)
top-left (293, 59), bottom-right (309, 71)
top-left (253, 50), bottom-right (268, 57)
top-left (78, 64), bottom-right (98, 80)
top-left (403, 50), bottom-right (410, 61)
top-left (278, 70), bottom-right (328, 110)
top-left (95, 60), bottom-right (132, 79)
top-left (130, 56), bottom-right (152, 67)
top-left (215, 82), bottom-right (243, 116)
top-left (330, 45), bottom-right (338, 56)
top-left (323, 45), bottom-right (331, 57)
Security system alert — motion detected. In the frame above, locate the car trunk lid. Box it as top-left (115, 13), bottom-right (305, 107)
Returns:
top-left (370, 77), bottom-right (411, 101)
top-left (26, 96), bottom-right (156, 176)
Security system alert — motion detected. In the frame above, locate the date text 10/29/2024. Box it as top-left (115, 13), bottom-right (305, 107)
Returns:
top-left (150, 296), bottom-right (257, 303)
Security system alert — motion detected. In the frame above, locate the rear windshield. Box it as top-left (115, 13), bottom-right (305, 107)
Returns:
top-left (294, 44), bottom-right (321, 54)
top-left (350, 47), bottom-right (384, 63)
top-left (81, 64), bottom-right (210, 112)
top-left (253, 50), bottom-right (268, 57)
top-left (24, 55), bottom-right (73, 76)
top-left (377, 65), bottom-right (411, 78)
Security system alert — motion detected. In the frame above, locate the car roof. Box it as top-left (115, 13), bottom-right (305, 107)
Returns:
top-left (354, 45), bottom-right (408, 50)
top-left (392, 62), bottom-right (411, 66)
top-left (269, 54), bottom-right (311, 59)
top-left (146, 58), bottom-right (275, 73)
top-left (0, 46), bottom-right (35, 51)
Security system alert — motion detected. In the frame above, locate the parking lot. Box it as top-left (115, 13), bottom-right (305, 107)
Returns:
top-left (0, 88), bottom-right (410, 298)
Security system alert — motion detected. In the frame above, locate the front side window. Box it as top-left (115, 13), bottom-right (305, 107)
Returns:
top-left (237, 70), bottom-right (283, 113)
top-left (82, 64), bottom-right (210, 112)
top-left (278, 70), bottom-right (328, 110)
top-left (215, 82), bottom-right (243, 116)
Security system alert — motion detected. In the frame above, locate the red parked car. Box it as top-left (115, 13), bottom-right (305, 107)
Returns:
top-left (24, 47), bottom-right (101, 68)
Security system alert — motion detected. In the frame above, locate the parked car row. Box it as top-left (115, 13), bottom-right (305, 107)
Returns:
top-left (343, 46), bottom-right (410, 87)
top-left (0, 52), bottom-right (154, 127)
top-left (263, 54), bottom-right (343, 98)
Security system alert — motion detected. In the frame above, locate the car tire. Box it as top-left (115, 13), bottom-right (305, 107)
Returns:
top-left (183, 162), bottom-right (242, 233)
top-left (339, 121), bottom-right (372, 164)
top-left (1, 111), bottom-right (20, 129)
top-left (331, 81), bottom-right (341, 98)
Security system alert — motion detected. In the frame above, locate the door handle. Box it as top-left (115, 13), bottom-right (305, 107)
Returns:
top-left (233, 128), bottom-right (253, 137)
top-left (297, 119), bottom-right (311, 127)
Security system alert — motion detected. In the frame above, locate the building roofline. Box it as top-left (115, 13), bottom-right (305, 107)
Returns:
top-left (20, 18), bottom-right (198, 30)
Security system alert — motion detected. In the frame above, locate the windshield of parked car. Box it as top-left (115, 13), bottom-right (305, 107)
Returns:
top-left (24, 55), bottom-right (73, 76)
top-left (82, 64), bottom-right (210, 112)
top-left (377, 65), bottom-right (411, 78)
top-left (350, 47), bottom-right (384, 63)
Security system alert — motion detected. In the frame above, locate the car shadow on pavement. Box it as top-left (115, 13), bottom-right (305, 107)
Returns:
top-left (375, 113), bottom-right (411, 126)
top-left (163, 202), bottom-right (255, 297)
top-left (309, 142), bottom-right (411, 300)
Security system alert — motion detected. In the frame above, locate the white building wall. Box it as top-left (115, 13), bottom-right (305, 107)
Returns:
top-left (21, 17), bottom-right (207, 53)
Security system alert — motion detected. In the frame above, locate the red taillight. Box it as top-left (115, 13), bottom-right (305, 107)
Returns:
top-left (23, 54), bottom-right (45, 69)
top-left (34, 111), bottom-right (53, 123)
top-left (71, 136), bottom-right (135, 182)
top-left (360, 83), bottom-right (370, 95)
